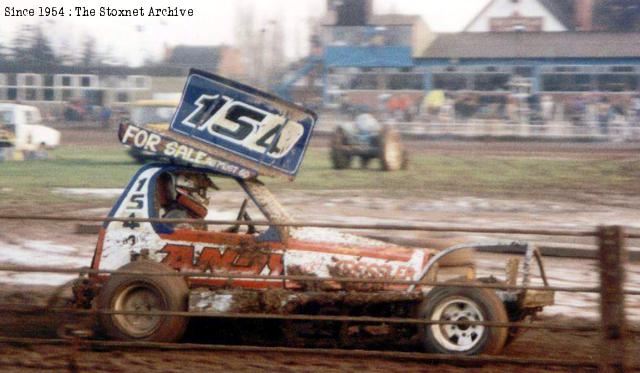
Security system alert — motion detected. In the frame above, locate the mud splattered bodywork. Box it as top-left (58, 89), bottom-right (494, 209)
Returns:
top-left (93, 164), bottom-right (432, 293)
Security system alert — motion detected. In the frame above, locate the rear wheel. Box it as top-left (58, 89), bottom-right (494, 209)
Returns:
top-left (97, 260), bottom-right (189, 342)
top-left (379, 127), bottom-right (405, 171)
top-left (417, 286), bottom-right (508, 355)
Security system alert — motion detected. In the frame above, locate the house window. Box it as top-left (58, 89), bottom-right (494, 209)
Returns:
top-left (24, 75), bottom-right (36, 86)
top-left (514, 66), bottom-right (533, 77)
top-left (62, 76), bottom-right (72, 86)
top-left (387, 74), bottom-right (424, 90)
top-left (62, 90), bottom-right (74, 101)
top-left (115, 91), bottom-right (129, 102)
top-left (473, 74), bottom-right (510, 91)
top-left (597, 74), bottom-right (638, 92)
top-left (81, 76), bottom-right (92, 87)
top-left (433, 74), bottom-right (468, 91)
top-left (349, 74), bottom-right (379, 90)
top-left (610, 66), bottom-right (634, 73)
top-left (43, 88), bottom-right (54, 101)
top-left (129, 76), bottom-right (149, 89)
top-left (542, 74), bottom-right (592, 91)
top-left (24, 89), bottom-right (38, 101)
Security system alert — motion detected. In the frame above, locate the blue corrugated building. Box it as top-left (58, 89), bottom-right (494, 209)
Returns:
top-left (283, 0), bottom-right (640, 110)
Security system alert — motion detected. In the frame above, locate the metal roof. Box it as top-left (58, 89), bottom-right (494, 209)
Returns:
top-left (165, 45), bottom-right (222, 70)
top-left (420, 32), bottom-right (640, 59)
top-left (321, 13), bottom-right (421, 26)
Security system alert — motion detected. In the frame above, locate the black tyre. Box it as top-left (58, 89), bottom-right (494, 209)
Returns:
top-left (97, 260), bottom-right (189, 342)
top-left (379, 127), bottom-right (405, 171)
top-left (330, 127), bottom-right (352, 169)
top-left (417, 286), bottom-right (508, 355)
top-left (359, 156), bottom-right (372, 169)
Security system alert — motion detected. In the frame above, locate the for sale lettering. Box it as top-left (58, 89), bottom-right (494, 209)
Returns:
top-left (181, 94), bottom-right (304, 159)
top-left (122, 124), bottom-right (162, 152)
top-left (120, 124), bottom-right (255, 179)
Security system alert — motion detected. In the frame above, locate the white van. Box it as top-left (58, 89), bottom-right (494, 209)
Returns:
top-left (0, 104), bottom-right (61, 152)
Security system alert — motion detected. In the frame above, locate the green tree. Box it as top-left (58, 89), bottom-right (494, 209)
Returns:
top-left (594, 0), bottom-right (640, 31)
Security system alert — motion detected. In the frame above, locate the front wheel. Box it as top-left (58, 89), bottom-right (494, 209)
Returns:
top-left (417, 286), bottom-right (508, 355)
top-left (97, 260), bottom-right (189, 342)
top-left (330, 127), bottom-right (352, 169)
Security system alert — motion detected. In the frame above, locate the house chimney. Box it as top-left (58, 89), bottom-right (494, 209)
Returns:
top-left (575, 0), bottom-right (594, 31)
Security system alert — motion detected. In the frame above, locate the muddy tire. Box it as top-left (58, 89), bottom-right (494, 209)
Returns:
top-left (379, 126), bottom-right (405, 171)
top-left (97, 260), bottom-right (189, 342)
top-left (417, 286), bottom-right (508, 355)
top-left (330, 127), bottom-right (352, 169)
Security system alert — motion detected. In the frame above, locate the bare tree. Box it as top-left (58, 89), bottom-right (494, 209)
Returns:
top-left (234, 2), bottom-right (257, 83)
top-left (11, 24), bottom-right (59, 68)
top-left (80, 35), bottom-right (97, 67)
top-left (266, 19), bottom-right (286, 87)
top-left (594, 0), bottom-right (640, 31)
top-left (57, 37), bottom-right (77, 66)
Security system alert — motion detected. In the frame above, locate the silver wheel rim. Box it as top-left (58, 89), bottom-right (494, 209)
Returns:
top-left (113, 284), bottom-right (164, 338)
top-left (430, 297), bottom-right (485, 352)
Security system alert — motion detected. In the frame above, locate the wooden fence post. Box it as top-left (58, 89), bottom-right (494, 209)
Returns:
top-left (598, 225), bottom-right (628, 373)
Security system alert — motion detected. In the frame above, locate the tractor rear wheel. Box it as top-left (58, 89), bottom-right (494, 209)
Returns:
top-left (379, 127), bottom-right (406, 171)
top-left (330, 127), bottom-right (352, 169)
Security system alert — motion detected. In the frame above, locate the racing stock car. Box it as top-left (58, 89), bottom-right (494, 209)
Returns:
top-left (72, 70), bottom-right (553, 355)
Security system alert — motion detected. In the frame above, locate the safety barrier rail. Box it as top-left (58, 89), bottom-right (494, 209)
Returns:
top-left (0, 215), bottom-right (636, 371)
top-left (317, 119), bottom-right (640, 141)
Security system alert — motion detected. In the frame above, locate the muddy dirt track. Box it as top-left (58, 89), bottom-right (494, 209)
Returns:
top-left (1, 125), bottom-right (638, 372)
top-left (0, 285), bottom-right (638, 373)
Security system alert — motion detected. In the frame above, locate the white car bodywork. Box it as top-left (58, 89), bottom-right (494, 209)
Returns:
top-left (0, 104), bottom-right (61, 150)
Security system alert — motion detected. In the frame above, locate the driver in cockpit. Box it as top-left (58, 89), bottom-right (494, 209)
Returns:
top-left (156, 172), bottom-right (214, 230)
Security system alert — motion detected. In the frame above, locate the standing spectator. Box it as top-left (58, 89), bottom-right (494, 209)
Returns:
top-left (100, 106), bottom-right (113, 129)
top-left (440, 93), bottom-right (455, 124)
top-left (398, 94), bottom-right (412, 122)
top-left (585, 95), bottom-right (599, 131)
top-left (541, 95), bottom-right (554, 124)
top-left (632, 94), bottom-right (640, 131)
top-left (527, 94), bottom-right (543, 128)
top-left (569, 96), bottom-right (586, 128)
top-left (597, 98), bottom-right (611, 136)
top-left (506, 96), bottom-right (518, 124)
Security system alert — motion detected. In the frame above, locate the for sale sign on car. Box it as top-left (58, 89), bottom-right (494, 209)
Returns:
top-left (169, 69), bottom-right (317, 179)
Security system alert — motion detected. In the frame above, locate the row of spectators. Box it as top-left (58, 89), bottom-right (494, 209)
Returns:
top-left (339, 92), bottom-right (640, 134)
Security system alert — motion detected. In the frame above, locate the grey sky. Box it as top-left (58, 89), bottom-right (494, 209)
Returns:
top-left (0, 0), bottom-right (490, 65)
